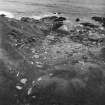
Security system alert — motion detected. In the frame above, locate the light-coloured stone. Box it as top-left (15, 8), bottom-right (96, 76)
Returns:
top-left (28, 87), bottom-right (32, 95)
top-left (20, 78), bottom-right (27, 84)
top-left (16, 86), bottom-right (23, 90)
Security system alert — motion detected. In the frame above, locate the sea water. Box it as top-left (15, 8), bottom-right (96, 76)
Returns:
top-left (0, 0), bottom-right (104, 19)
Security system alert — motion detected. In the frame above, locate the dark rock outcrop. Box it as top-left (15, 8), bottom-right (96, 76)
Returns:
top-left (92, 16), bottom-right (105, 27)
top-left (80, 22), bottom-right (99, 28)
top-left (75, 18), bottom-right (80, 22)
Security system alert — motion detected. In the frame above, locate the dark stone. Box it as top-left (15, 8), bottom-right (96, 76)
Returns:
top-left (92, 16), bottom-right (105, 23)
top-left (21, 17), bottom-right (33, 22)
top-left (92, 16), bottom-right (105, 27)
top-left (54, 16), bottom-right (66, 22)
top-left (80, 22), bottom-right (98, 28)
top-left (53, 12), bottom-right (61, 15)
top-left (75, 18), bottom-right (80, 22)
top-left (0, 14), bottom-right (6, 17)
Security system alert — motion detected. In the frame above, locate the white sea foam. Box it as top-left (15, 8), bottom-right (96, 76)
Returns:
top-left (0, 11), bottom-right (14, 18)
top-left (31, 12), bottom-right (60, 20)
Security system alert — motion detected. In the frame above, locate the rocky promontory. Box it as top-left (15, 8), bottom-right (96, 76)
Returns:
top-left (0, 14), bottom-right (105, 105)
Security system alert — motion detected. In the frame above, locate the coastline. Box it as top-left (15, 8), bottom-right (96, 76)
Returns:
top-left (0, 0), bottom-right (104, 20)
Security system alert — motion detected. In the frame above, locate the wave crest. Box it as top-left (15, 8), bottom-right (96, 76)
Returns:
top-left (31, 12), bottom-right (60, 20)
top-left (0, 11), bottom-right (14, 18)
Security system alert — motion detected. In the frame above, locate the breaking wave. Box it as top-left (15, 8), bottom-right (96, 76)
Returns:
top-left (0, 11), bottom-right (14, 18)
top-left (31, 12), bottom-right (61, 20)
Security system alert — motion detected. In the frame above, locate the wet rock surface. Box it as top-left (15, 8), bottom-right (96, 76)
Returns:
top-left (92, 16), bottom-right (105, 27)
top-left (0, 14), bottom-right (105, 105)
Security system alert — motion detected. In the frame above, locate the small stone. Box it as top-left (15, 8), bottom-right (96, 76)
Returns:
top-left (36, 62), bottom-right (43, 68)
top-left (16, 86), bottom-right (23, 90)
top-left (75, 18), bottom-right (80, 22)
top-left (33, 54), bottom-right (39, 58)
top-left (32, 96), bottom-right (36, 99)
top-left (44, 51), bottom-right (47, 54)
top-left (16, 72), bottom-right (19, 77)
top-left (32, 81), bottom-right (35, 84)
top-left (36, 64), bottom-right (43, 68)
top-left (47, 35), bottom-right (54, 40)
top-left (30, 61), bottom-right (34, 64)
top-left (99, 26), bottom-right (104, 30)
top-left (20, 78), bottom-right (27, 84)
top-left (37, 77), bottom-right (42, 81)
top-left (28, 87), bottom-right (32, 95)
top-left (49, 73), bottom-right (53, 76)
top-left (31, 48), bottom-right (36, 53)
top-left (62, 25), bottom-right (68, 31)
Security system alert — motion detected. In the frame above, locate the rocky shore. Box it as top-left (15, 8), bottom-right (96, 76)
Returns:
top-left (0, 14), bottom-right (105, 105)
